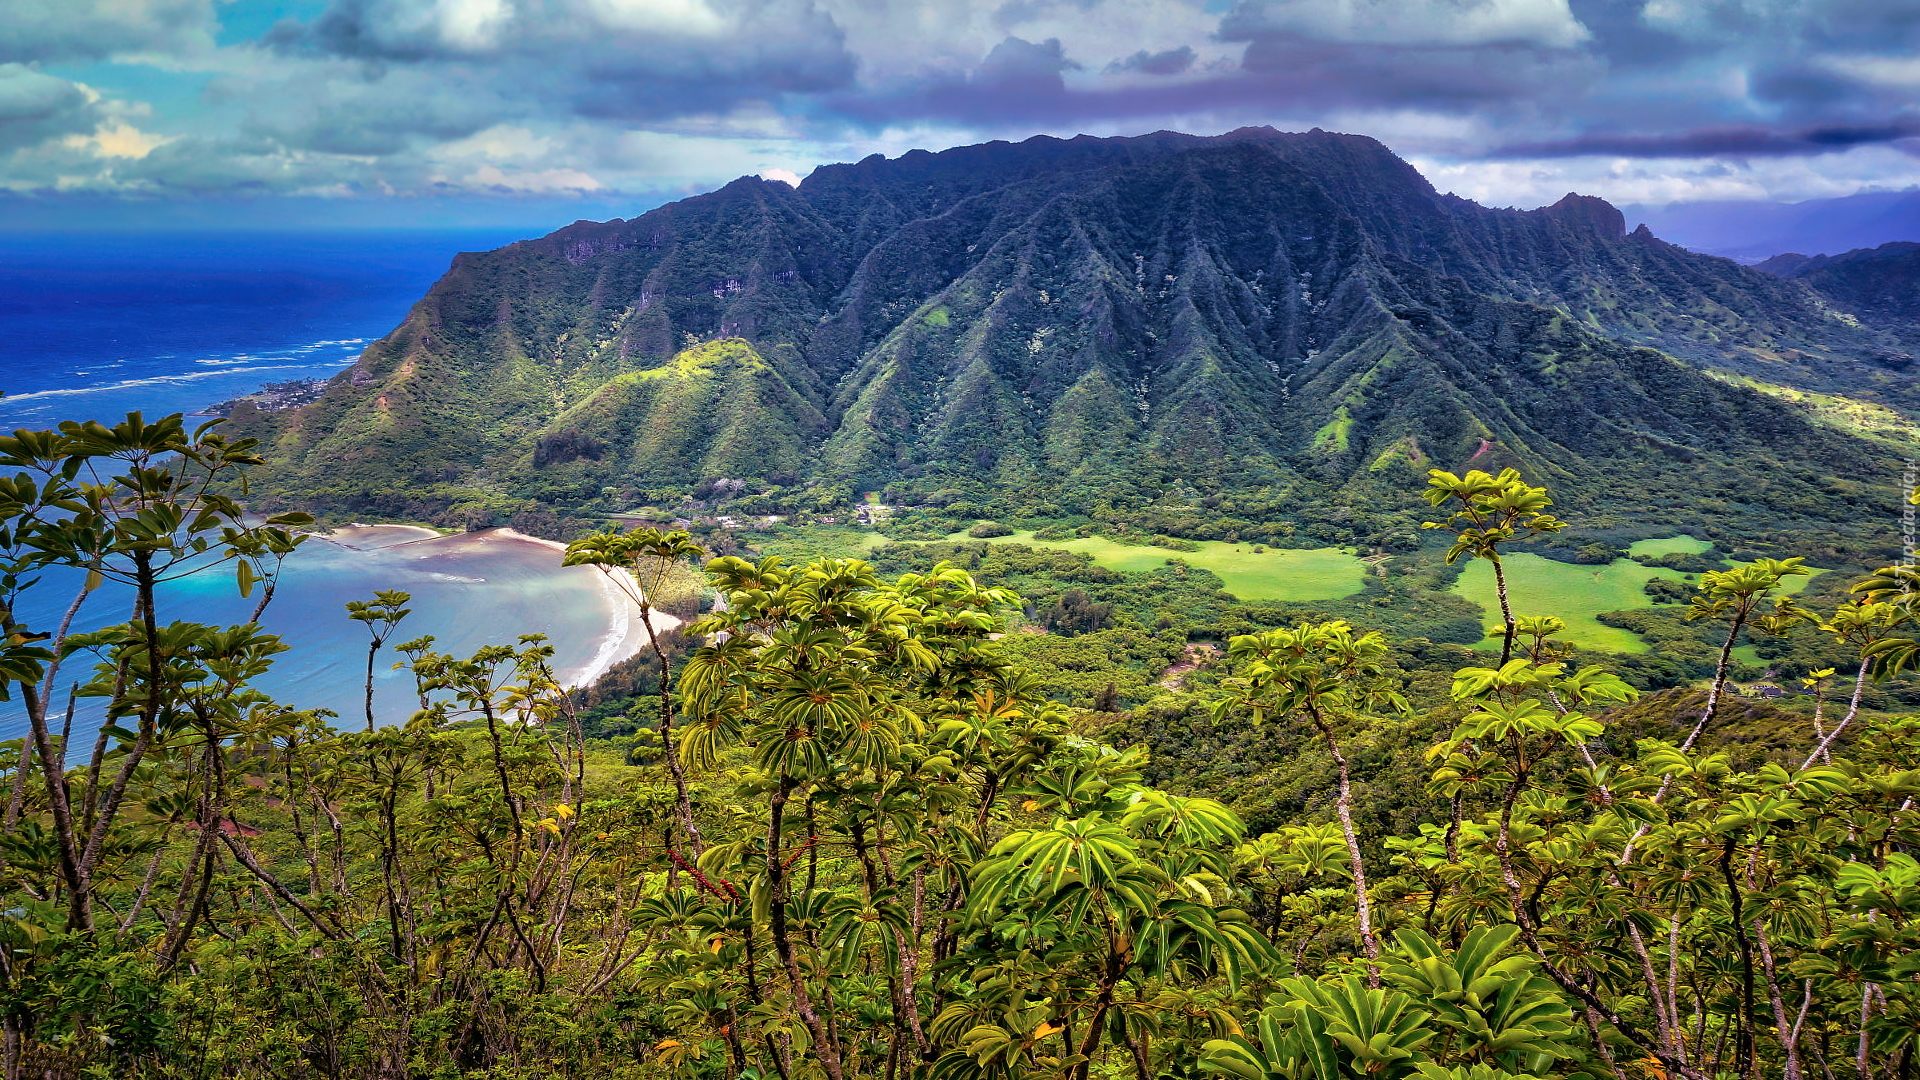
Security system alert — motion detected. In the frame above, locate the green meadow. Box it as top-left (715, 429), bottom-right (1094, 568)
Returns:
top-left (753, 525), bottom-right (891, 562)
top-left (1453, 536), bottom-right (1822, 654)
top-left (776, 525), bottom-right (1826, 654)
top-left (1626, 536), bottom-right (1713, 558)
top-left (933, 530), bottom-right (1369, 602)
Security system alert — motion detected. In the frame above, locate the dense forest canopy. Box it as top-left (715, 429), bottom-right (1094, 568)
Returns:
top-left (2, 412), bottom-right (1919, 1080)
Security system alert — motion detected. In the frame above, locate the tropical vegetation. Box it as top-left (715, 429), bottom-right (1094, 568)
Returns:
top-left (2, 414), bottom-right (1919, 1080)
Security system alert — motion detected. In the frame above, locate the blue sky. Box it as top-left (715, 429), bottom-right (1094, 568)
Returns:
top-left (5, 0), bottom-right (1920, 231)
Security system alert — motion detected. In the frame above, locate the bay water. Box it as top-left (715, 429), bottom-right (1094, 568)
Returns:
top-left (0, 229), bottom-right (641, 738)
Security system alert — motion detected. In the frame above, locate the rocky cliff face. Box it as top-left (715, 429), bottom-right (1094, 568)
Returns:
top-left (244, 128), bottom-right (1912, 520)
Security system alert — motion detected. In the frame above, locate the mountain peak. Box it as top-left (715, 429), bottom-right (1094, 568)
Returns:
top-left (1752, 252), bottom-right (1813, 276)
top-left (1538, 193), bottom-right (1626, 239)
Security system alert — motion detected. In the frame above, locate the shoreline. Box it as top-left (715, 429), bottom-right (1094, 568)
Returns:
top-left (324, 523), bottom-right (445, 549)
top-left (465, 529), bottom-right (674, 688)
top-left (413, 527), bottom-right (676, 690)
top-left (323, 524), bottom-right (673, 690)
top-left (572, 568), bottom-right (681, 689)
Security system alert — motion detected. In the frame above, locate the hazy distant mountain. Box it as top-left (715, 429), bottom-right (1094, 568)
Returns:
top-left (1756, 241), bottom-right (1920, 334)
top-left (1628, 191), bottom-right (1920, 264)
top-left (239, 129), bottom-right (1913, 528)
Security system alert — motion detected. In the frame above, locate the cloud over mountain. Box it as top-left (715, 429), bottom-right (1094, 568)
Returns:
top-left (1, 0), bottom-right (1917, 220)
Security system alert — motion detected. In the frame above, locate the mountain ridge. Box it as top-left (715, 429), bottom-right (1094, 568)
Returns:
top-left (1756, 242), bottom-right (1920, 333)
top-left (233, 128), bottom-right (1914, 536)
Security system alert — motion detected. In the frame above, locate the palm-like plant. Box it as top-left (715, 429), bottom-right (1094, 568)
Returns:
top-left (1421, 468), bottom-right (1567, 665)
top-left (1682, 559), bottom-right (1810, 751)
top-left (1202, 975), bottom-right (1435, 1080)
top-left (1381, 926), bottom-right (1579, 1074)
top-left (564, 526), bottom-right (706, 849)
top-left (1215, 620), bottom-right (1407, 973)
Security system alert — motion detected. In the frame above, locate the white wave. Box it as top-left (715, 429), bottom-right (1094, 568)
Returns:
top-left (423, 572), bottom-right (486, 584)
top-left (571, 571), bottom-right (635, 689)
top-left (0, 364), bottom-right (315, 404)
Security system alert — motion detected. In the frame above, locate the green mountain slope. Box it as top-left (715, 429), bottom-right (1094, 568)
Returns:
top-left (235, 128), bottom-right (1913, 528)
top-left (1758, 242), bottom-right (1920, 339)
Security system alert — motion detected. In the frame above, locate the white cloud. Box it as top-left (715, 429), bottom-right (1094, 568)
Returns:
top-left (63, 120), bottom-right (170, 158)
top-left (432, 0), bottom-right (513, 50)
top-left (1224, 0), bottom-right (1589, 49)
top-left (576, 0), bottom-right (727, 36)
top-left (1819, 53), bottom-right (1920, 90)
top-left (427, 124), bottom-right (556, 162)
top-left (464, 163), bottom-right (606, 191)
top-left (1411, 143), bottom-right (1920, 209)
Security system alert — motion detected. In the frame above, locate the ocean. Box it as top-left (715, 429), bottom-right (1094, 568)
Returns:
top-left (0, 230), bottom-right (648, 739)
top-left (0, 230), bottom-right (528, 429)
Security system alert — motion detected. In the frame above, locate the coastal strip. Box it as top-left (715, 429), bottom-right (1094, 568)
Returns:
top-left (485, 528), bottom-right (678, 689)
top-left (319, 525), bottom-right (676, 691)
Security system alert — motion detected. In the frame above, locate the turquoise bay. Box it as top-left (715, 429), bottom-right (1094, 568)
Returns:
top-left (0, 528), bottom-right (645, 741)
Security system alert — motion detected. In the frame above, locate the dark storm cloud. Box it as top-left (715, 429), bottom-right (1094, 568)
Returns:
top-left (1233, 35), bottom-right (1592, 109)
top-left (1798, 0), bottom-right (1920, 52)
top-left (0, 66), bottom-right (106, 152)
top-left (227, 0), bottom-right (1920, 173)
top-left (265, 0), bottom-right (858, 124)
top-left (836, 34), bottom-right (1589, 126)
top-left (1491, 121), bottom-right (1920, 159)
top-left (975, 36), bottom-right (1081, 93)
top-left (1560, 0), bottom-right (1692, 68)
top-left (14, 0), bottom-right (1920, 204)
top-left (0, 0), bottom-right (211, 65)
top-left (832, 0), bottom-right (1597, 126)
top-left (1106, 46), bottom-right (1196, 77)
top-left (820, 0), bottom-right (1920, 167)
top-left (830, 34), bottom-right (1098, 125)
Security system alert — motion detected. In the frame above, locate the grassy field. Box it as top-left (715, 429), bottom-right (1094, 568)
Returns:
top-left (928, 530), bottom-right (1370, 602)
top-left (752, 526), bottom-right (889, 562)
top-left (1454, 555), bottom-right (1692, 653)
top-left (761, 525), bottom-right (1823, 653)
top-left (1627, 535), bottom-right (1714, 557)
top-left (1454, 537), bottom-right (1823, 653)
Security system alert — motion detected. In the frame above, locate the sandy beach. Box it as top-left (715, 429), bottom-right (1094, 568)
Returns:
top-left (339, 526), bottom-right (677, 689)
top-left (325, 523), bottom-right (446, 550)
top-left (573, 563), bottom-right (681, 688)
